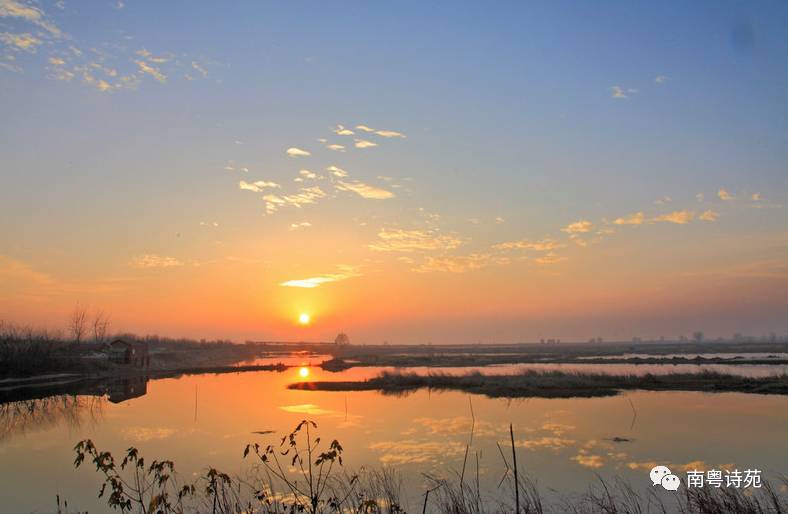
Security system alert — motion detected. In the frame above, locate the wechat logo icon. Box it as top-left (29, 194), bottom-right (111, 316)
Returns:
top-left (650, 465), bottom-right (680, 491)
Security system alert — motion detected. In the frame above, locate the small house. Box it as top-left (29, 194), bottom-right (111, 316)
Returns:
top-left (103, 339), bottom-right (150, 367)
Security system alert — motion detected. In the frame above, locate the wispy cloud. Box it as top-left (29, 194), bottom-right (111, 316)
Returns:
top-left (535, 252), bottom-right (567, 265)
top-left (610, 86), bottom-right (638, 99)
top-left (613, 212), bottom-right (645, 226)
top-left (299, 169), bottom-right (317, 179)
top-left (561, 220), bottom-right (593, 234)
top-left (0, 32), bottom-right (41, 52)
top-left (492, 239), bottom-right (563, 252)
top-left (718, 188), bottom-right (734, 201)
top-left (651, 210), bottom-right (694, 224)
top-left (289, 222), bottom-right (312, 230)
top-left (286, 147), bottom-right (311, 157)
top-left (0, 0), bottom-right (61, 37)
top-left (134, 59), bottom-right (166, 83)
top-left (699, 210), bottom-right (719, 221)
top-left (655, 75), bottom-right (668, 84)
top-left (414, 253), bottom-right (507, 273)
top-left (239, 180), bottom-right (280, 192)
top-left (264, 186), bottom-right (327, 214)
top-left (369, 228), bottom-right (463, 252)
top-left (280, 265), bottom-right (359, 288)
top-left (332, 124), bottom-right (354, 136)
top-left (354, 139), bottom-right (377, 149)
top-left (354, 124), bottom-right (406, 138)
top-left (326, 143), bottom-right (345, 152)
top-left (130, 254), bottom-right (183, 269)
top-left (335, 180), bottom-right (395, 199)
top-left (327, 165), bottom-right (348, 178)
top-left (375, 129), bottom-right (405, 138)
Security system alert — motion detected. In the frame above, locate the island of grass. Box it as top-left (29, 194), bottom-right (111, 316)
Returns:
top-left (289, 370), bottom-right (788, 398)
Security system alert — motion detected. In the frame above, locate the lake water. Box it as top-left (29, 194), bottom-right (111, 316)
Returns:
top-left (0, 365), bottom-right (786, 513)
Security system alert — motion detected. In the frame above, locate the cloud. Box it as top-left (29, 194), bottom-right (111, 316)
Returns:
top-left (561, 220), bottom-right (593, 234)
top-left (134, 59), bottom-right (166, 83)
top-left (264, 186), bottom-right (327, 213)
top-left (409, 417), bottom-right (498, 438)
top-left (751, 193), bottom-right (761, 201)
top-left (0, 32), bottom-right (41, 51)
top-left (354, 124), bottom-right (406, 138)
top-left (613, 212), bottom-right (645, 226)
top-left (654, 195), bottom-right (672, 205)
top-left (239, 180), bottom-right (280, 192)
top-left (495, 216), bottom-right (505, 224)
top-left (130, 254), bottom-right (183, 269)
top-left (535, 252), bottom-right (567, 265)
top-left (569, 234), bottom-right (587, 247)
top-left (571, 453), bottom-right (605, 469)
top-left (332, 124), bottom-right (354, 136)
top-left (414, 253), bottom-right (507, 273)
top-left (326, 143), bottom-right (345, 152)
top-left (280, 265), bottom-right (359, 288)
top-left (122, 427), bottom-right (176, 442)
top-left (299, 169), bottom-right (317, 179)
top-left (0, 255), bottom-right (53, 286)
top-left (289, 222), bottom-right (312, 230)
top-left (286, 147), bottom-right (311, 157)
top-left (354, 139), bottom-right (377, 149)
top-left (279, 403), bottom-right (335, 415)
top-left (651, 210), bottom-right (694, 224)
top-left (326, 165), bottom-right (348, 178)
top-left (335, 180), bottom-right (395, 199)
top-left (610, 86), bottom-right (638, 99)
top-left (718, 188), bottom-right (734, 201)
top-left (655, 75), bottom-right (668, 84)
top-left (699, 210), bottom-right (719, 221)
top-left (375, 129), bottom-right (405, 138)
top-left (492, 239), bottom-right (563, 252)
top-left (191, 61), bottom-right (208, 77)
top-left (0, 0), bottom-right (61, 37)
top-left (369, 228), bottom-right (463, 252)
top-left (516, 437), bottom-right (577, 451)
top-left (696, 193), bottom-right (705, 202)
top-left (369, 440), bottom-right (466, 465)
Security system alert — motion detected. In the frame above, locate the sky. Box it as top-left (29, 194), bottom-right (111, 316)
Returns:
top-left (1, 0), bottom-right (787, 344)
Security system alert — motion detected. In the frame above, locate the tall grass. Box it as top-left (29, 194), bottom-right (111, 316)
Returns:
top-left (64, 419), bottom-right (788, 514)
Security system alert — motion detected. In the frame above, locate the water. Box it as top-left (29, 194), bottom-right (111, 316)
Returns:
top-left (0, 365), bottom-right (786, 513)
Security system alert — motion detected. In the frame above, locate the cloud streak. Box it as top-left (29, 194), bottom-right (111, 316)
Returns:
top-left (280, 266), bottom-right (359, 288)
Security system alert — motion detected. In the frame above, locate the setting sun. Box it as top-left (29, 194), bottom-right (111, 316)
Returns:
top-left (298, 367), bottom-right (310, 378)
top-left (298, 313), bottom-right (311, 325)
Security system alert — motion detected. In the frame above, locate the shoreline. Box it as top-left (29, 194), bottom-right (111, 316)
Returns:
top-left (289, 369), bottom-right (788, 398)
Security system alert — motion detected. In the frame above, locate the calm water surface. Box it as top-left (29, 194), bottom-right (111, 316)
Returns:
top-left (0, 365), bottom-right (786, 513)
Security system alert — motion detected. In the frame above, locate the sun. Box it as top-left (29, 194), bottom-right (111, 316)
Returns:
top-left (298, 367), bottom-right (310, 378)
top-left (298, 312), bottom-right (311, 325)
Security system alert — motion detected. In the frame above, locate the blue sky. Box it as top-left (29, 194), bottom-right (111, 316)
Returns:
top-left (2, 0), bottom-right (787, 342)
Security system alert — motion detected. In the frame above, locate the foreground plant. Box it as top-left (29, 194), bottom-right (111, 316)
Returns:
top-left (71, 420), bottom-right (788, 514)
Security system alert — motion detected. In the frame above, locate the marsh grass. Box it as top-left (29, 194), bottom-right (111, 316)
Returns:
top-left (66, 419), bottom-right (788, 514)
top-left (290, 370), bottom-right (788, 398)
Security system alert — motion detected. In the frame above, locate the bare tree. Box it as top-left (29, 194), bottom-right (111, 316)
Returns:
top-left (92, 310), bottom-right (111, 343)
top-left (69, 304), bottom-right (88, 343)
top-left (334, 332), bottom-right (350, 346)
